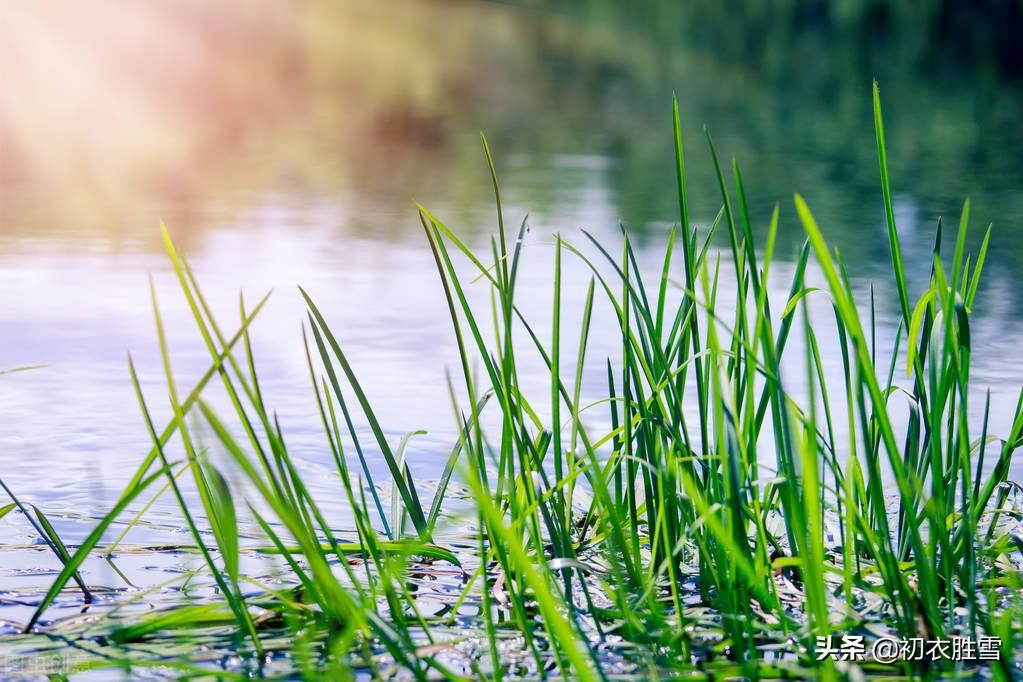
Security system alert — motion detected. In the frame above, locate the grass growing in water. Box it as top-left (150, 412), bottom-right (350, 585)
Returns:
top-left (7, 84), bottom-right (1023, 680)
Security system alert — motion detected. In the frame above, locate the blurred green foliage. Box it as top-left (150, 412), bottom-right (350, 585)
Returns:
top-left (3, 0), bottom-right (1022, 296)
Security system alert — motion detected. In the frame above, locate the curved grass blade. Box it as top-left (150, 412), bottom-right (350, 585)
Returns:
top-left (300, 287), bottom-right (429, 538)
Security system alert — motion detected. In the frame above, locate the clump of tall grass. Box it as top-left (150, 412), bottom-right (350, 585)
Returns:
top-left (15, 84), bottom-right (1023, 679)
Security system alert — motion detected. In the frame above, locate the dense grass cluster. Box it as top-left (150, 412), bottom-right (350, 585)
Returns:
top-left (4, 85), bottom-right (1023, 680)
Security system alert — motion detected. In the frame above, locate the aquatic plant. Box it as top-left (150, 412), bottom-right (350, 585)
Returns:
top-left (9, 84), bottom-right (1023, 680)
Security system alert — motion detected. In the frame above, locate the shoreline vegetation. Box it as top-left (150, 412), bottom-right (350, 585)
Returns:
top-left (2, 85), bottom-right (1022, 679)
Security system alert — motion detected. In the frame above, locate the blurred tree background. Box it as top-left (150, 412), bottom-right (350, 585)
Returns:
top-left (2, 0), bottom-right (1021, 280)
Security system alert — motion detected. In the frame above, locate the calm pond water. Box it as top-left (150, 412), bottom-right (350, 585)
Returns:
top-left (2, 0), bottom-right (1023, 639)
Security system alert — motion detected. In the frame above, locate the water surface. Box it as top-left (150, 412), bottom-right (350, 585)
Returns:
top-left (2, 0), bottom-right (1023, 630)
